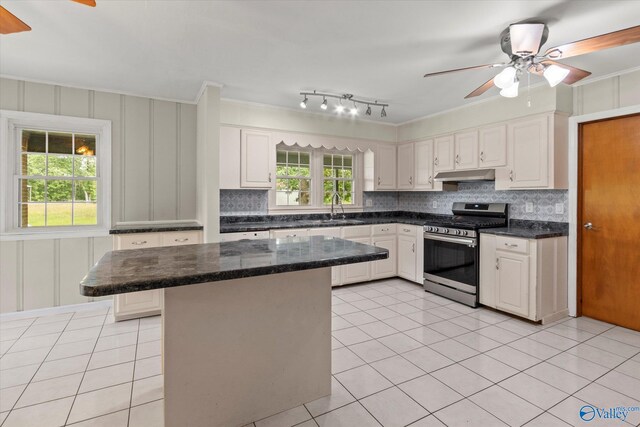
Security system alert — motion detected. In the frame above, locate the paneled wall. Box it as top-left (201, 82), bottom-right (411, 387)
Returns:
top-left (0, 78), bottom-right (198, 313)
top-left (573, 69), bottom-right (640, 115)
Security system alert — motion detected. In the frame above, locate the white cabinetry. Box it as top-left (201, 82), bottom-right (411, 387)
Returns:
top-left (241, 130), bottom-right (273, 188)
top-left (341, 226), bottom-right (372, 284)
top-left (219, 231), bottom-right (269, 242)
top-left (434, 135), bottom-right (455, 172)
top-left (454, 130), bottom-right (479, 170)
top-left (497, 113), bottom-right (568, 190)
top-left (375, 144), bottom-right (397, 190)
top-left (480, 233), bottom-right (568, 323)
top-left (371, 224), bottom-right (397, 280)
top-left (114, 230), bottom-right (203, 321)
top-left (414, 139), bottom-right (435, 190)
top-left (478, 124), bottom-right (507, 167)
top-left (397, 143), bottom-right (414, 190)
top-left (270, 228), bottom-right (309, 239)
top-left (307, 227), bottom-right (342, 286)
top-left (397, 225), bottom-right (420, 282)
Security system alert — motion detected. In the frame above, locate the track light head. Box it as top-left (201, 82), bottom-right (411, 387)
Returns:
top-left (335, 101), bottom-right (345, 113)
top-left (365, 105), bottom-right (372, 116)
top-left (381, 106), bottom-right (387, 118)
top-left (300, 96), bottom-right (308, 109)
top-left (350, 102), bottom-right (358, 115)
top-left (321, 97), bottom-right (328, 110)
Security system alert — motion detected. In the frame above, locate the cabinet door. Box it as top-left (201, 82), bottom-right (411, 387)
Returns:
top-left (219, 126), bottom-right (241, 189)
top-left (414, 139), bottom-right (434, 190)
top-left (479, 124), bottom-right (507, 167)
top-left (241, 130), bottom-right (273, 188)
top-left (496, 251), bottom-right (530, 317)
top-left (114, 233), bottom-right (163, 321)
top-left (434, 135), bottom-right (454, 172)
top-left (397, 143), bottom-right (414, 190)
top-left (371, 236), bottom-right (397, 280)
top-left (454, 131), bottom-right (479, 170)
top-left (308, 227), bottom-right (342, 286)
top-left (479, 234), bottom-right (497, 308)
top-left (397, 234), bottom-right (417, 282)
top-left (342, 237), bottom-right (371, 284)
top-left (506, 116), bottom-right (549, 188)
top-left (161, 231), bottom-right (203, 246)
top-left (376, 144), bottom-right (397, 190)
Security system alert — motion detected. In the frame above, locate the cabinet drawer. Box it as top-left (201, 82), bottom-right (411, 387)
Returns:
top-left (162, 231), bottom-right (202, 246)
top-left (270, 228), bottom-right (309, 239)
top-left (220, 231), bottom-right (269, 242)
top-left (116, 233), bottom-right (162, 250)
top-left (342, 225), bottom-right (371, 239)
top-left (496, 236), bottom-right (529, 254)
top-left (398, 225), bottom-right (417, 236)
top-left (372, 223), bottom-right (397, 236)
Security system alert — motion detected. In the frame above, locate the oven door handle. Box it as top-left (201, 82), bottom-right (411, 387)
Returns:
top-left (423, 233), bottom-right (477, 247)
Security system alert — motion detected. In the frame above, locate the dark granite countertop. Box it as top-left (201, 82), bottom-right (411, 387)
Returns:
top-left (480, 220), bottom-right (569, 239)
top-left (220, 211), bottom-right (450, 233)
top-left (80, 236), bottom-right (388, 297)
top-left (110, 222), bottom-right (203, 234)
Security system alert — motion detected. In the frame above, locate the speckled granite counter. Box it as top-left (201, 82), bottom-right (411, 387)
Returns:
top-left (480, 220), bottom-right (569, 239)
top-left (220, 211), bottom-right (450, 233)
top-left (110, 221), bottom-right (203, 234)
top-left (80, 236), bottom-right (387, 297)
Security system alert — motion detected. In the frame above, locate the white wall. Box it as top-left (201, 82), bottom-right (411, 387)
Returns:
top-left (573, 69), bottom-right (640, 114)
top-left (221, 99), bottom-right (397, 143)
top-left (397, 84), bottom-right (573, 142)
top-left (0, 78), bottom-right (198, 312)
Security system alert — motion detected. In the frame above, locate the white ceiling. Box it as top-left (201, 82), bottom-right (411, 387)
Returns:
top-left (1, 0), bottom-right (639, 123)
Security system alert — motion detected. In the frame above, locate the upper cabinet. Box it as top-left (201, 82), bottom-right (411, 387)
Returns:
top-left (434, 135), bottom-right (455, 172)
top-left (454, 130), bottom-right (479, 170)
top-left (241, 130), bottom-right (274, 188)
top-left (414, 139), bottom-right (435, 190)
top-left (478, 124), bottom-right (507, 168)
top-left (375, 144), bottom-right (397, 190)
top-left (397, 143), bottom-right (414, 190)
top-left (496, 113), bottom-right (568, 190)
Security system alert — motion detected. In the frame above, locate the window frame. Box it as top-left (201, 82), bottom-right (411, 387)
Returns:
top-left (321, 152), bottom-right (356, 207)
top-left (269, 145), bottom-right (363, 212)
top-left (1, 110), bottom-right (111, 239)
top-left (274, 148), bottom-right (313, 207)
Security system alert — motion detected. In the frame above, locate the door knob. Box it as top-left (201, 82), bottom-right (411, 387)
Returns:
top-left (584, 222), bottom-right (593, 230)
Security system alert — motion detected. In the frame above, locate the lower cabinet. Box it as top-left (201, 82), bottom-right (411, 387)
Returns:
top-left (371, 224), bottom-right (397, 280)
top-left (307, 227), bottom-right (342, 286)
top-left (113, 230), bottom-right (203, 321)
top-left (480, 234), bottom-right (568, 323)
top-left (341, 225), bottom-right (373, 285)
top-left (220, 230), bottom-right (269, 242)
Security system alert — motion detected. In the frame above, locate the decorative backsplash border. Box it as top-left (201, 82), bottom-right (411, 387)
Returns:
top-left (222, 182), bottom-right (569, 222)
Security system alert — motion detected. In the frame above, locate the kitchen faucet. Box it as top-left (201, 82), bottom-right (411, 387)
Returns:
top-left (330, 192), bottom-right (345, 219)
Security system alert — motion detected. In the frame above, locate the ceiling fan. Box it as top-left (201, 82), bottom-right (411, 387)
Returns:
top-left (423, 23), bottom-right (640, 99)
top-left (0, 0), bottom-right (96, 35)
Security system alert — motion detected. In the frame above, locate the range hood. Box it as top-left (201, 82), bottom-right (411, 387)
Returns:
top-left (434, 169), bottom-right (495, 182)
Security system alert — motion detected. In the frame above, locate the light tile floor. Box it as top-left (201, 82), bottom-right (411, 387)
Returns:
top-left (1, 278), bottom-right (639, 426)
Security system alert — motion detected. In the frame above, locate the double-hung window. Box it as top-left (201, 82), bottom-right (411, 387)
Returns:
top-left (273, 144), bottom-right (358, 210)
top-left (1, 111), bottom-right (111, 235)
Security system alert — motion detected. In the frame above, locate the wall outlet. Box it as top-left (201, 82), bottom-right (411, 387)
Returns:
top-left (525, 202), bottom-right (534, 213)
top-left (432, 201), bottom-right (438, 209)
top-left (555, 203), bottom-right (564, 214)
top-left (365, 198), bottom-right (373, 207)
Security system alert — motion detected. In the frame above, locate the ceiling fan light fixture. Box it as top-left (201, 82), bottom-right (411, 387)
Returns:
top-left (543, 64), bottom-right (570, 87)
top-left (500, 80), bottom-right (520, 98)
top-left (509, 23), bottom-right (545, 57)
top-left (493, 66), bottom-right (517, 89)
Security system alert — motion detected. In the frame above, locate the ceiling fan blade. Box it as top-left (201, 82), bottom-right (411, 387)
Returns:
top-left (510, 23), bottom-right (546, 57)
top-left (0, 6), bottom-right (31, 34)
top-left (424, 63), bottom-right (506, 78)
top-left (71, 0), bottom-right (97, 6)
top-left (464, 78), bottom-right (495, 99)
top-left (543, 25), bottom-right (640, 59)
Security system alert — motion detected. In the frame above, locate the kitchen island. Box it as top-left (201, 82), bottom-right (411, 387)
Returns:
top-left (80, 236), bottom-right (387, 427)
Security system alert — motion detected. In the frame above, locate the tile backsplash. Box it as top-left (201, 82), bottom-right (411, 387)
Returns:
top-left (220, 190), bottom-right (268, 215)
top-left (223, 183), bottom-right (568, 222)
top-left (366, 182), bottom-right (568, 222)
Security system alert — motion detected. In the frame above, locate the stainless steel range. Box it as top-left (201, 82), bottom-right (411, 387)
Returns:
top-left (423, 202), bottom-right (508, 307)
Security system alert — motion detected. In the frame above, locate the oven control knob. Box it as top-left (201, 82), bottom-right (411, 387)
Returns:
top-left (462, 230), bottom-right (468, 236)
top-left (442, 228), bottom-right (449, 234)
top-left (454, 230), bottom-right (461, 235)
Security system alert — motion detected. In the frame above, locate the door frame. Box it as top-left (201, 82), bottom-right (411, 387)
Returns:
top-left (568, 104), bottom-right (640, 316)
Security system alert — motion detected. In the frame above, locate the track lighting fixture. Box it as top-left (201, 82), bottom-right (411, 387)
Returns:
top-left (298, 90), bottom-right (389, 118)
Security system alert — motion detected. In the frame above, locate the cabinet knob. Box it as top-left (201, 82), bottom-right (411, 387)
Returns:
top-left (377, 177), bottom-right (381, 186)
top-left (455, 154), bottom-right (460, 164)
top-left (504, 243), bottom-right (518, 248)
top-left (409, 176), bottom-right (413, 185)
top-left (268, 172), bottom-right (272, 182)
top-left (412, 243), bottom-right (415, 253)
top-left (509, 170), bottom-right (514, 181)
top-left (434, 157), bottom-right (439, 166)
top-left (131, 241), bottom-right (147, 245)
top-left (428, 176), bottom-right (432, 184)
top-left (480, 151), bottom-right (485, 162)
top-left (175, 238), bottom-right (190, 242)
top-left (496, 258), bottom-right (500, 270)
